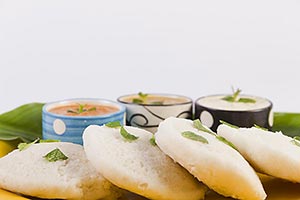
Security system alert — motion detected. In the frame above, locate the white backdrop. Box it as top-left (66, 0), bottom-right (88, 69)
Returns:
top-left (0, 0), bottom-right (300, 113)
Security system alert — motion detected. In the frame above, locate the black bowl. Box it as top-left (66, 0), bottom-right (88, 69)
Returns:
top-left (194, 95), bottom-right (273, 132)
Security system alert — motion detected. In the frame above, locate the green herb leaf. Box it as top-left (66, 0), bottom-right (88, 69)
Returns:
top-left (18, 138), bottom-right (39, 151)
top-left (181, 131), bottom-right (208, 144)
top-left (254, 124), bottom-right (268, 131)
top-left (293, 136), bottom-right (300, 141)
top-left (105, 121), bottom-right (122, 128)
top-left (222, 88), bottom-right (255, 103)
top-left (44, 148), bottom-right (68, 162)
top-left (132, 98), bottom-right (144, 104)
top-left (150, 135), bottom-right (157, 146)
top-left (238, 98), bottom-right (256, 103)
top-left (290, 136), bottom-right (300, 147)
top-left (220, 120), bottom-right (239, 129)
top-left (88, 107), bottom-right (96, 112)
top-left (0, 103), bottom-right (44, 142)
top-left (67, 109), bottom-right (78, 114)
top-left (216, 135), bottom-right (237, 150)
top-left (193, 119), bottom-right (215, 135)
top-left (78, 104), bottom-right (85, 114)
top-left (138, 92), bottom-right (148, 98)
top-left (39, 139), bottom-right (60, 143)
top-left (120, 127), bottom-right (139, 141)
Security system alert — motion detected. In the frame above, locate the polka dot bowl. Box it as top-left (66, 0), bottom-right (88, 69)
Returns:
top-left (42, 98), bottom-right (126, 145)
top-left (195, 95), bottom-right (273, 132)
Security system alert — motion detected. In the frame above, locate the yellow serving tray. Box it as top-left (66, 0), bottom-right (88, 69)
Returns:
top-left (1, 175), bottom-right (300, 200)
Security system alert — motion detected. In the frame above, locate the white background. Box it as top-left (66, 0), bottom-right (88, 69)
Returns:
top-left (0, 0), bottom-right (300, 113)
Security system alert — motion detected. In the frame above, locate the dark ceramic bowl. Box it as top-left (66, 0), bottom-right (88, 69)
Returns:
top-left (195, 95), bottom-right (273, 132)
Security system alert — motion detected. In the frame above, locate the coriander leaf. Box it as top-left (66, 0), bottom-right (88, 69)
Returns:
top-left (18, 138), bottom-right (39, 151)
top-left (150, 135), bottom-right (157, 146)
top-left (254, 124), bottom-right (268, 131)
top-left (219, 120), bottom-right (239, 129)
top-left (193, 119), bottom-right (215, 135)
top-left (216, 135), bottom-right (237, 150)
top-left (181, 131), bottom-right (208, 144)
top-left (44, 148), bottom-right (68, 162)
top-left (132, 98), bottom-right (144, 104)
top-left (40, 139), bottom-right (60, 143)
top-left (120, 127), bottom-right (139, 142)
top-left (105, 121), bottom-right (122, 128)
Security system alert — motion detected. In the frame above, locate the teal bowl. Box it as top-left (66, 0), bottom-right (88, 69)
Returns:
top-left (42, 98), bottom-right (126, 145)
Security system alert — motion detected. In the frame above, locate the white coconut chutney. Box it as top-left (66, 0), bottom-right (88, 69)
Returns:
top-left (197, 95), bottom-right (271, 111)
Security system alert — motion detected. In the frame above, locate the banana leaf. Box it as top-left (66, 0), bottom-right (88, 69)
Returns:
top-left (0, 103), bottom-right (44, 142)
top-left (272, 112), bottom-right (300, 137)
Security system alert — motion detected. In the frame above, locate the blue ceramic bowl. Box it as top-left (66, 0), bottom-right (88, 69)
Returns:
top-left (42, 98), bottom-right (126, 145)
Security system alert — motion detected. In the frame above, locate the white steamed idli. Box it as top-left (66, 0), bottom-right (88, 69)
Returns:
top-left (217, 124), bottom-right (300, 183)
top-left (83, 124), bottom-right (206, 200)
top-left (0, 142), bottom-right (115, 200)
top-left (156, 117), bottom-right (266, 200)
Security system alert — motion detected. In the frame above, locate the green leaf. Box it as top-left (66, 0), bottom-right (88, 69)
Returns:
top-left (291, 139), bottom-right (300, 147)
top-left (132, 98), bottom-right (144, 104)
top-left (238, 98), bottom-right (256, 103)
top-left (222, 88), bottom-right (255, 103)
top-left (120, 127), bottom-right (139, 142)
top-left (88, 107), bottom-right (96, 112)
top-left (181, 131), bottom-right (208, 144)
top-left (0, 103), bottom-right (44, 142)
top-left (254, 124), bottom-right (268, 131)
top-left (138, 92), bottom-right (148, 98)
top-left (149, 135), bottom-right (157, 146)
top-left (291, 136), bottom-right (300, 147)
top-left (18, 138), bottom-right (39, 151)
top-left (193, 119), bottom-right (215, 135)
top-left (272, 112), bottom-right (300, 137)
top-left (44, 148), bottom-right (68, 162)
top-left (216, 135), bottom-right (237, 150)
top-left (220, 120), bottom-right (239, 129)
top-left (105, 121), bottom-right (122, 128)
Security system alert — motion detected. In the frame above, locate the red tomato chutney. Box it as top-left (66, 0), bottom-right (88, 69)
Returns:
top-left (49, 103), bottom-right (119, 116)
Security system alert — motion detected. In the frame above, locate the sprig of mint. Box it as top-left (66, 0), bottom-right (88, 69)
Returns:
top-left (181, 131), bottom-right (209, 144)
top-left (105, 121), bottom-right (122, 128)
top-left (44, 148), bottom-right (68, 162)
top-left (222, 88), bottom-right (256, 103)
top-left (67, 104), bottom-right (96, 114)
top-left (120, 127), bottom-right (139, 142)
top-left (193, 119), bottom-right (215, 135)
top-left (219, 120), bottom-right (239, 129)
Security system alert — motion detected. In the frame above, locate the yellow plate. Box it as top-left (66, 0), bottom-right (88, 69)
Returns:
top-left (1, 174), bottom-right (300, 200)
